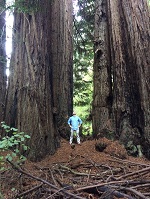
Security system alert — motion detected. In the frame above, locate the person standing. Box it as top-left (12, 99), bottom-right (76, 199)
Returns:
top-left (68, 111), bottom-right (82, 145)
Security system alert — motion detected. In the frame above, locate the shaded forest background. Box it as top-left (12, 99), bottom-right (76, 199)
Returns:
top-left (0, 0), bottom-right (149, 163)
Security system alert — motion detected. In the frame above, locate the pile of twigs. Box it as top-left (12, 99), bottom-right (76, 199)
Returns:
top-left (2, 155), bottom-right (150, 199)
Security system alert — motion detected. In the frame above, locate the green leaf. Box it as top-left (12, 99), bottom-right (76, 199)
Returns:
top-left (0, 167), bottom-right (5, 171)
top-left (7, 141), bottom-right (13, 147)
top-left (6, 154), bottom-right (13, 162)
top-left (19, 132), bottom-right (25, 135)
top-left (13, 140), bottom-right (19, 144)
top-left (21, 137), bottom-right (25, 141)
top-left (20, 155), bottom-right (26, 161)
top-left (11, 152), bottom-right (17, 157)
top-left (0, 156), bottom-right (4, 161)
top-left (13, 134), bottom-right (20, 138)
top-left (0, 140), bottom-right (8, 149)
top-left (11, 188), bottom-right (16, 191)
top-left (23, 145), bottom-right (27, 150)
top-left (15, 149), bottom-right (20, 154)
top-left (5, 129), bottom-right (10, 132)
top-left (11, 127), bottom-right (18, 132)
top-left (24, 135), bottom-right (30, 139)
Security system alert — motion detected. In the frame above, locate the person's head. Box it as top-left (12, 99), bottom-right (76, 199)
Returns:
top-left (73, 111), bottom-right (76, 116)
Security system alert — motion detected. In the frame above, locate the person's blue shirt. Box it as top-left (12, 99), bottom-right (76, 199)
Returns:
top-left (68, 115), bottom-right (82, 130)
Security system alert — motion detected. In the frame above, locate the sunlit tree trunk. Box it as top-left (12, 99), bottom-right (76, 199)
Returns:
top-left (0, 0), bottom-right (6, 125)
top-left (5, 0), bottom-right (73, 161)
top-left (93, 0), bottom-right (150, 158)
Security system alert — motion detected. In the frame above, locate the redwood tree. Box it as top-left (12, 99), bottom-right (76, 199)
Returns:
top-left (92, 0), bottom-right (150, 157)
top-left (0, 0), bottom-right (6, 125)
top-left (49, 0), bottom-right (73, 138)
top-left (92, 0), bottom-right (112, 136)
top-left (5, 0), bottom-right (73, 161)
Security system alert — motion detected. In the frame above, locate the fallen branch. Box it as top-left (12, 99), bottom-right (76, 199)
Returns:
top-left (80, 185), bottom-right (134, 199)
top-left (131, 183), bottom-right (150, 189)
top-left (109, 157), bottom-right (150, 167)
top-left (59, 164), bottom-right (94, 176)
top-left (116, 166), bottom-right (150, 180)
top-left (76, 179), bottom-right (150, 192)
top-left (49, 169), bottom-right (58, 186)
top-left (16, 183), bottom-right (43, 198)
top-left (100, 186), bottom-right (134, 199)
top-left (144, 193), bottom-right (150, 196)
top-left (111, 185), bottom-right (148, 199)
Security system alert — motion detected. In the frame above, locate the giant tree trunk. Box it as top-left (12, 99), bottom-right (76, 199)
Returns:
top-left (92, 0), bottom-right (112, 137)
top-left (49, 0), bottom-right (73, 139)
top-left (109, 0), bottom-right (150, 157)
top-left (93, 0), bottom-right (150, 158)
top-left (0, 0), bottom-right (6, 124)
top-left (5, 0), bottom-right (73, 161)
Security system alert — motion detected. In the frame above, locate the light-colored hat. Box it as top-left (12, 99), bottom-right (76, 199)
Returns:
top-left (73, 111), bottom-right (76, 115)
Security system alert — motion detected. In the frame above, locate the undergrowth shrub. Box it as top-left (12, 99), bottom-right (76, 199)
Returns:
top-left (0, 121), bottom-right (30, 171)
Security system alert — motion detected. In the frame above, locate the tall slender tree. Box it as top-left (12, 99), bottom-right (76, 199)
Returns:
top-left (5, 0), bottom-right (73, 161)
top-left (93, 0), bottom-right (150, 157)
top-left (0, 0), bottom-right (6, 125)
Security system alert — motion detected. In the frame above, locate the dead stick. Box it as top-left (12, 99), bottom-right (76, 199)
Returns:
top-left (59, 164), bottom-right (90, 176)
top-left (16, 183), bottom-right (43, 197)
top-left (76, 179), bottom-right (150, 192)
top-left (131, 183), bottom-right (150, 189)
top-left (144, 193), bottom-right (150, 196)
top-left (116, 167), bottom-right (150, 180)
top-left (109, 157), bottom-right (150, 167)
top-left (111, 185), bottom-right (148, 199)
top-left (92, 185), bottom-right (134, 199)
top-left (77, 180), bottom-right (129, 192)
top-left (59, 164), bottom-right (103, 177)
top-left (49, 169), bottom-right (58, 186)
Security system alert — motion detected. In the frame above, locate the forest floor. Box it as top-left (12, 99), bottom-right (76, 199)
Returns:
top-left (1, 137), bottom-right (150, 199)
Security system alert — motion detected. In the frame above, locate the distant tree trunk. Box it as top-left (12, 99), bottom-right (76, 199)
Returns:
top-left (0, 0), bottom-right (6, 125)
top-left (5, 0), bottom-right (73, 161)
top-left (93, 0), bottom-right (150, 158)
top-left (49, 0), bottom-right (73, 139)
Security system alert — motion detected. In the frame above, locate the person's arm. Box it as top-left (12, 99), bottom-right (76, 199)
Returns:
top-left (68, 118), bottom-right (72, 128)
top-left (78, 118), bottom-right (82, 127)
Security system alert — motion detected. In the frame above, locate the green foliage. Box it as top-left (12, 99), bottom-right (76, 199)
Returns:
top-left (73, 0), bottom-right (95, 135)
top-left (5, 0), bottom-right (40, 13)
top-left (0, 122), bottom-right (30, 171)
top-left (15, 0), bottom-right (40, 13)
top-left (126, 141), bottom-right (143, 157)
top-left (74, 106), bottom-right (92, 135)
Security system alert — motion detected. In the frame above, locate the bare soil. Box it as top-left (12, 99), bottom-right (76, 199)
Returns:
top-left (1, 137), bottom-right (150, 199)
